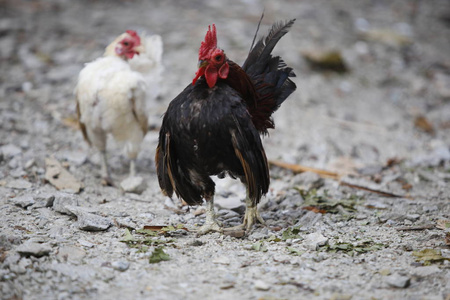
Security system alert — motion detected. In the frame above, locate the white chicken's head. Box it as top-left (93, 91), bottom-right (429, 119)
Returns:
top-left (114, 30), bottom-right (143, 60)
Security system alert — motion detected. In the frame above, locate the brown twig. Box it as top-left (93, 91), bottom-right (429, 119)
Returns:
top-left (395, 224), bottom-right (435, 231)
top-left (270, 159), bottom-right (413, 199)
top-left (269, 160), bottom-right (340, 180)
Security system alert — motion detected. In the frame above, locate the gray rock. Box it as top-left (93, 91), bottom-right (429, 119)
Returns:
top-left (52, 193), bottom-right (78, 216)
top-left (303, 232), bottom-right (328, 251)
top-left (16, 242), bottom-right (52, 258)
top-left (57, 245), bottom-right (86, 263)
top-left (33, 193), bottom-right (55, 208)
top-left (66, 206), bottom-right (112, 231)
top-left (10, 195), bottom-right (35, 208)
top-left (254, 280), bottom-right (271, 291)
top-left (412, 266), bottom-right (441, 277)
top-left (1, 144), bottom-right (22, 158)
top-left (111, 261), bottom-right (130, 272)
top-left (295, 211), bottom-right (322, 230)
top-left (120, 176), bottom-right (147, 194)
top-left (6, 179), bottom-right (32, 190)
top-left (291, 171), bottom-right (323, 191)
top-left (385, 274), bottom-right (410, 288)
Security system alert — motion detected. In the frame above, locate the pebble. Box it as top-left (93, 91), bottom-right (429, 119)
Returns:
top-left (111, 261), bottom-right (130, 272)
top-left (385, 274), bottom-right (410, 288)
top-left (78, 239), bottom-right (95, 248)
top-left (120, 176), bottom-right (147, 194)
top-left (16, 242), bottom-right (52, 258)
top-left (412, 266), bottom-right (441, 277)
top-left (6, 179), bottom-right (32, 190)
top-left (33, 193), bottom-right (55, 208)
top-left (303, 232), bottom-right (328, 251)
top-left (291, 171), bottom-right (323, 191)
top-left (52, 192), bottom-right (79, 215)
top-left (212, 256), bottom-right (231, 265)
top-left (57, 245), bottom-right (86, 263)
top-left (1, 143), bottom-right (22, 158)
top-left (66, 206), bottom-right (112, 231)
top-left (254, 280), bottom-right (271, 291)
top-left (10, 195), bottom-right (35, 208)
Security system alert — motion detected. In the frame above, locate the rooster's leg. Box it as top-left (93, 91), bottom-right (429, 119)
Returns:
top-left (100, 151), bottom-right (113, 186)
top-left (196, 198), bottom-right (223, 235)
top-left (224, 195), bottom-right (265, 233)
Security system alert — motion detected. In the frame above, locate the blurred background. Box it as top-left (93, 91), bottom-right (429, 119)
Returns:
top-left (1, 0), bottom-right (449, 173)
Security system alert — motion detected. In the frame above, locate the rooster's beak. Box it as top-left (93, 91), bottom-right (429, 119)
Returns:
top-left (197, 60), bottom-right (208, 68)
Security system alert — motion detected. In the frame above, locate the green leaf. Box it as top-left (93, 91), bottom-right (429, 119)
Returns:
top-left (251, 241), bottom-right (268, 252)
top-left (149, 246), bottom-right (170, 264)
top-left (412, 249), bottom-right (449, 265)
top-left (286, 247), bottom-right (304, 256)
top-left (281, 226), bottom-right (303, 241)
top-left (120, 229), bottom-right (136, 243)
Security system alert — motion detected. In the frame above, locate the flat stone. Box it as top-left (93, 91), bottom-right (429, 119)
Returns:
top-left (57, 245), bottom-right (86, 263)
top-left (120, 176), bottom-right (147, 194)
top-left (10, 195), bottom-right (35, 208)
top-left (52, 193), bottom-right (78, 216)
top-left (66, 206), bottom-right (112, 231)
top-left (385, 274), bottom-right (410, 288)
top-left (6, 179), bottom-right (32, 190)
top-left (212, 256), bottom-right (231, 265)
top-left (1, 144), bottom-right (22, 158)
top-left (33, 193), bottom-right (55, 208)
top-left (254, 280), bottom-right (271, 291)
top-left (16, 242), bottom-right (52, 258)
top-left (303, 232), bottom-right (328, 251)
top-left (412, 266), bottom-right (441, 277)
top-left (291, 171), bottom-right (324, 191)
top-left (111, 261), bottom-right (130, 272)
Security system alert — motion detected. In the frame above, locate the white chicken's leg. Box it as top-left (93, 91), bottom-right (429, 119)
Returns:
top-left (129, 158), bottom-right (136, 177)
top-left (100, 151), bottom-right (113, 186)
top-left (196, 198), bottom-right (223, 235)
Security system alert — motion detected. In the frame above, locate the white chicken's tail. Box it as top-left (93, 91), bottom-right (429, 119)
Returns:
top-left (129, 34), bottom-right (164, 102)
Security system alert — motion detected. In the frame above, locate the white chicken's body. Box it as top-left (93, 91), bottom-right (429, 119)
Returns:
top-left (75, 31), bottom-right (163, 184)
top-left (77, 56), bottom-right (147, 159)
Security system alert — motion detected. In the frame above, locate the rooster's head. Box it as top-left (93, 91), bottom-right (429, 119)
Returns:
top-left (114, 30), bottom-right (143, 60)
top-left (192, 24), bottom-right (229, 88)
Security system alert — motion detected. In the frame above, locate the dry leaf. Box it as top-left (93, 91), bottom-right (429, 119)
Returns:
top-left (436, 219), bottom-right (450, 230)
top-left (45, 157), bottom-right (82, 193)
top-left (414, 115), bottom-right (435, 135)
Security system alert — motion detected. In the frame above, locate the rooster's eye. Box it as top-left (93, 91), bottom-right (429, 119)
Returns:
top-left (123, 42), bottom-right (129, 46)
top-left (215, 55), bottom-right (222, 61)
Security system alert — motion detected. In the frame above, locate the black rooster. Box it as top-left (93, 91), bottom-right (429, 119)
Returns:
top-left (156, 19), bottom-right (296, 234)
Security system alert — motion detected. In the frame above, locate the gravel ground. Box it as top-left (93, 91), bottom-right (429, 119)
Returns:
top-left (1, 0), bottom-right (450, 299)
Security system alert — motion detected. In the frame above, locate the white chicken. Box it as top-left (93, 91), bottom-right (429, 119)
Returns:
top-left (75, 30), bottom-right (163, 185)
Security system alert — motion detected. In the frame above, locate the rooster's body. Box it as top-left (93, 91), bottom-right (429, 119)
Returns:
top-left (156, 20), bottom-right (296, 234)
top-left (76, 31), bottom-right (163, 185)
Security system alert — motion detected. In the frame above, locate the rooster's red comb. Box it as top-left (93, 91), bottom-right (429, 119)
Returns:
top-left (199, 24), bottom-right (217, 60)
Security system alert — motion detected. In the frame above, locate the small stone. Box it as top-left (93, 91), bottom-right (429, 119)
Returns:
top-left (1, 144), bottom-right (22, 158)
top-left (6, 179), bottom-right (32, 190)
top-left (303, 232), bottom-right (328, 251)
top-left (385, 274), bottom-right (410, 288)
top-left (254, 280), bottom-right (270, 291)
top-left (16, 242), bottom-right (52, 258)
top-left (66, 206), bottom-right (112, 231)
top-left (111, 261), bottom-right (130, 272)
top-left (52, 193), bottom-right (78, 215)
top-left (412, 266), bottom-right (441, 277)
top-left (291, 171), bottom-right (323, 191)
top-left (213, 256), bottom-right (231, 265)
top-left (78, 239), bottom-right (95, 248)
top-left (120, 176), bottom-right (147, 194)
top-left (405, 214), bottom-right (420, 222)
top-left (10, 195), bottom-right (35, 208)
top-left (24, 159), bottom-right (36, 169)
top-left (34, 193), bottom-right (55, 208)
top-left (57, 245), bottom-right (86, 263)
